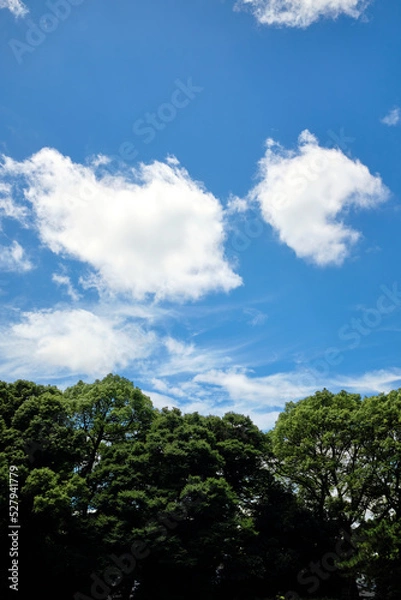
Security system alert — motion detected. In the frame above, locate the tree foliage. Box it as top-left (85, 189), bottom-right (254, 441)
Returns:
top-left (0, 376), bottom-right (400, 599)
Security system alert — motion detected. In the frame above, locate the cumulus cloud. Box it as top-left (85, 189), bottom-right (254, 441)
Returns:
top-left (248, 130), bottom-right (389, 266)
top-left (0, 149), bottom-right (241, 301)
top-left (0, 0), bottom-right (28, 17)
top-left (0, 240), bottom-right (32, 272)
top-left (381, 107), bottom-right (400, 127)
top-left (235, 0), bottom-right (370, 28)
top-left (0, 308), bottom-right (156, 379)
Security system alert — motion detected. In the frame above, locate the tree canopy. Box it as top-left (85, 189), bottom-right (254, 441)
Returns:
top-left (0, 375), bottom-right (400, 599)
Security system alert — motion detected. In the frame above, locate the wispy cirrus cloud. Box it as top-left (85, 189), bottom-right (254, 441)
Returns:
top-left (247, 130), bottom-right (389, 266)
top-left (235, 0), bottom-right (371, 28)
top-left (0, 295), bottom-right (399, 430)
top-left (145, 365), bottom-right (401, 430)
top-left (52, 273), bottom-right (81, 302)
top-left (331, 367), bottom-right (401, 393)
top-left (381, 107), bottom-right (401, 127)
top-left (194, 366), bottom-right (401, 409)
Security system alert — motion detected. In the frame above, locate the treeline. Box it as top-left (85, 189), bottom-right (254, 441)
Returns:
top-left (0, 375), bottom-right (400, 600)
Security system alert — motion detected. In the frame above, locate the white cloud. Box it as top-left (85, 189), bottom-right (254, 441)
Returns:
top-left (147, 368), bottom-right (317, 430)
top-left (0, 0), bottom-right (28, 17)
top-left (0, 308), bottom-right (156, 379)
top-left (146, 381), bottom-right (283, 430)
top-left (194, 368), bottom-right (314, 406)
top-left (1, 149), bottom-right (241, 301)
top-left (52, 274), bottom-right (81, 302)
top-left (0, 240), bottom-right (32, 272)
top-left (141, 389), bottom-right (182, 411)
top-left (156, 337), bottom-right (233, 377)
top-left (145, 365), bottom-right (401, 430)
top-left (380, 107), bottom-right (400, 127)
top-left (332, 368), bottom-right (401, 393)
top-left (248, 130), bottom-right (389, 266)
top-left (2, 300), bottom-right (399, 428)
top-left (0, 184), bottom-right (29, 225)
top-left (243, 307), bottom-right (268, 326)
top-left (235, 0), bottom-right (370, 28)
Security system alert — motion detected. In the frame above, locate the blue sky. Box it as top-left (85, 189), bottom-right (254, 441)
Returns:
top-left (0, 0), bottom-right (400, 429)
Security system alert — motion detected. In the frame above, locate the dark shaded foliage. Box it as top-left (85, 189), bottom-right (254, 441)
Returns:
top-left (1, 378), bottom-right (400, 599)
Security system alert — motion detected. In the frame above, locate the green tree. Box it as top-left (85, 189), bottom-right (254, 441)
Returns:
top-left (66, 374), bottom-right (155, 477)
top-left (7, 377), bottom-right (393, 599)
top-left (270, 389), bottom-right (368, 599)
top-left (345, 390), bottom-right (401, 600)
top-left (0, 380), bottom-right (90, 598)
top-left (83, 406), bottom-right (281, 600)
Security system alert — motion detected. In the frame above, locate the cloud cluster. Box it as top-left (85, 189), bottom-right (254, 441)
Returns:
top-left (0, 297), bottom-right (399, 430)
top-left (0, 141), bottom-right (394, 430)
top-left (0, 0), bottom-right (28, 17)
top-left (0, 186), bottom-right (29, 224)
top-left (236, 0), bottom-right (370, 28)
top-left (148, 366), bottom-right (401, 430)
top-left (0, 308), bottom-right (156, 379)
top-left (194, 366), bottom-right (401, 408)
top-left (0, 240), bottom-right (32, 272)
top-left (1, 149), bottom-right (241, 301)
top-left (248, 130), bottom-right (389, 265)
